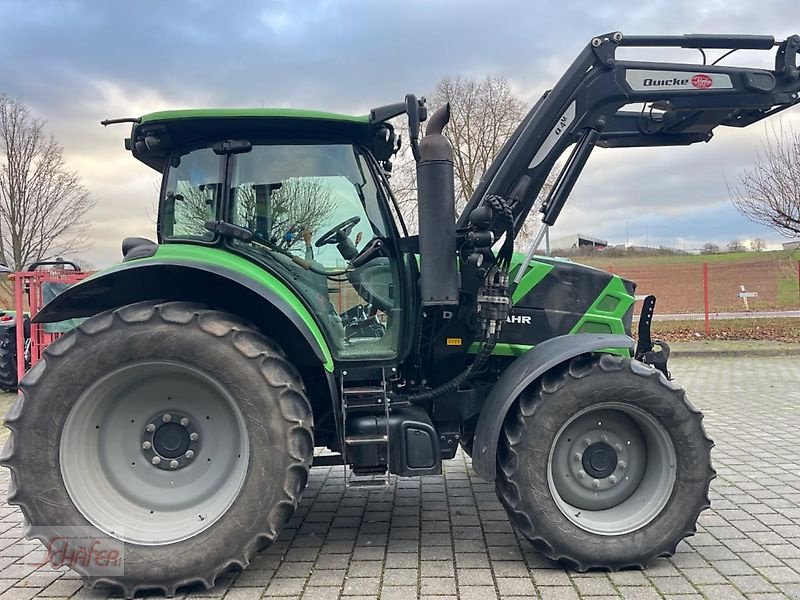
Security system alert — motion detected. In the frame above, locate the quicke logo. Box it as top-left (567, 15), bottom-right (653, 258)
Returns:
top-left (691, 74), bottom-right (713, 89)
top-left (641, 73), bottom-right (713, 88)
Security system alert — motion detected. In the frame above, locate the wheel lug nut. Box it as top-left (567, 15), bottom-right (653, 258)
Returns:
top-left (169, 460), bottom-right (179, 469)
top-left (142, 441), bottom-right (152, 450)
top-left (573, 453), bottom-right (582, 462)
top-left (180, 417), bottom-right (189, 427)
top-left (583, 438), bottom-right (592, 447)
top-left (618, 460), bottom-right (627, 470)
top-left (600, 434), bottom-right (608, 443)
top-left (609, 475), bottom-right (618, 484)
top-left (145, 424), bottom-right (155, 433)
top-left (190, 432), bottom-right (199, 442)
top-left (614, 443), bottom-right (623, 453)
top-left (162, 414), bottom-right (172, 423)
top-left (185, 450), bottom-right (194, 460)
top-left (592, 479), bottom-right (600, 488)
top-left (577, 470), bottom-right (586, 479)
top-left (151, 456), bottom-right (161, 465)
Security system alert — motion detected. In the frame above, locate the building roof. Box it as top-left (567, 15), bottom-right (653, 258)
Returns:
top-left (575, 233), bottom-right (609, 245)
top-left (551, 233), bottom-right (609, 248)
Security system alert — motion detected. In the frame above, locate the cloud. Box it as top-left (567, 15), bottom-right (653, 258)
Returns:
top-left (0, 0), bottom-right (798, 265)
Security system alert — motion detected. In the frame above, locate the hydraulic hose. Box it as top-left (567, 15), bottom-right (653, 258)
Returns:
top-left (403, 194), bottom-right (514, 402)
top-left (404, 333), bottom-right (499, 402)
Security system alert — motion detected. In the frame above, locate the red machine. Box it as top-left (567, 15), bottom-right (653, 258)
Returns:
top-left (12, 261), bottom-right (89, 382)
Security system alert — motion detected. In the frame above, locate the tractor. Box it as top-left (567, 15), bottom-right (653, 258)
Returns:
top-left (3, 32), bottom-right (799, 597)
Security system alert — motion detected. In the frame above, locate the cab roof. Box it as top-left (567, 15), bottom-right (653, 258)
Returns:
top-left (139, 107), bottom-right (370, 125)
top-left (129, 108), bottom-right (377, 171)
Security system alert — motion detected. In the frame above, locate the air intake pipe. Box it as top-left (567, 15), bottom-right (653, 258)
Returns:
top-left (416, 103), bottom-right (459, 306)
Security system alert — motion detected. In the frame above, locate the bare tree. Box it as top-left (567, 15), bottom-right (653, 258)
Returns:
top-left (727, 239), bottom-right (747, 253)
top-left (385, 120), bottom-right (419, 233)
top-left (0, 96), bottom-right (93, 270)
top-left (730, 125), bottom-right (800, 238)
top-left (430, 75), bottom-right (527, 209)
top-left (233, 178), bottom-right (337, 253)
top-left (268, 178), bottom-right (337, 252)
top-left (389, 75), bottom-right (529, 233)
top-left (701, 242), bottom-right (720, 255)
top-left (516, 167), bottom-right (560, 245)
top-left (750, 238), bottom-right (766, 252)
top-left (168, 184), bottom-right (217, 238)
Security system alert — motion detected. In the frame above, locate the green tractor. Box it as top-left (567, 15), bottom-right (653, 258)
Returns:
top-left (3, 32), bottom-right (799, 596)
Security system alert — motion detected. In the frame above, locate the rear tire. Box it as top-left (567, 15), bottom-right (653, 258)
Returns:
top-left (496, 354), bottom-right (714, 570)
top-left (1, 301), bottom-right (314, 597)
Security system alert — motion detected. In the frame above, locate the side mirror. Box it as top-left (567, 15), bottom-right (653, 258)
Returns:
top-left (371, 126), bottom-right (399, 162)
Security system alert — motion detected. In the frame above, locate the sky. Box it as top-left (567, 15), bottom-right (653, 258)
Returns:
top-left (1, 0), bottom-right (799, 266)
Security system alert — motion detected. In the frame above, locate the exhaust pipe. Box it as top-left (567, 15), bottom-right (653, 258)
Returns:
top-left (416, 103), bottom-right (459, 306)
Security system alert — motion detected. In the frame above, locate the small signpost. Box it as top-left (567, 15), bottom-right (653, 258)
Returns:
top-left (737, 285), bottom-right (758, 310)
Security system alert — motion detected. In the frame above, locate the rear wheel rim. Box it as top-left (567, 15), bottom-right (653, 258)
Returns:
top-left (60, 361), bottom-right (250, 545)
top-left (547, 401), bottom-right (676, 536)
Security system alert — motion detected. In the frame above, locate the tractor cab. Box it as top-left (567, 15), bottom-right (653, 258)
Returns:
top-left (127, 109), bottom-right (413, 361)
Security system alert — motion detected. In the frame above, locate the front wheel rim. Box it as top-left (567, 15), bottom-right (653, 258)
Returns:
top-left (547, 402), bottom-right (676, 536)
top-left (60, 361), bottom-right (250, 545)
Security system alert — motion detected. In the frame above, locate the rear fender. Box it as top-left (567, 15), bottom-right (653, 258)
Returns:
top-left (33, 259), bottom-right (334, 372)
top-left (471, 333), bottom-right (635, 481)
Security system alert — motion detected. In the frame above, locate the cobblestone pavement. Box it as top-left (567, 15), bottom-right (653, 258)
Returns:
top-left (2, 356), bottom-right (800, 599)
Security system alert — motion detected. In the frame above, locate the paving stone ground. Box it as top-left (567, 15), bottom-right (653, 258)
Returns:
top-left (1, 356), bottom-right (800, 599)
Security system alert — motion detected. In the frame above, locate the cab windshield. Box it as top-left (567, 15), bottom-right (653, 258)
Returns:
top-left (161, 141), bottom-right (403, 360)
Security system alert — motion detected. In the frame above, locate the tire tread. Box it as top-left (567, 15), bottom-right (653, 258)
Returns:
top-left (495, 355), bottom-right (715, 572)
top-left (1, 301), bottom-right (313, 598)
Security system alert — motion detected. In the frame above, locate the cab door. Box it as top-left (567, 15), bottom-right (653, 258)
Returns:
top-left (219, 141), bottom-right (409, 361)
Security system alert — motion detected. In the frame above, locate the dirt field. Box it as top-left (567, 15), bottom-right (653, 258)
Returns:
top-left (653, 317), bottom-right (800, 343)
top-left (576, 250), bottom-right (800, 314)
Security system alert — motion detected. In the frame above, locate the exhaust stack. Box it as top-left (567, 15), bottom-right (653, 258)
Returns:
top-left (416, 103), bottom-right (459, 306)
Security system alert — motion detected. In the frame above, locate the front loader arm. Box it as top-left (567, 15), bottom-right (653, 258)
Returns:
top-left (459, 32), bottom-right (800, 238)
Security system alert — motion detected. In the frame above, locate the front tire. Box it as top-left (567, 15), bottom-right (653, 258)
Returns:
top-left (1, 301), bottom-right (313, 597)
top-left (496, 354), bottom-right (714, 570)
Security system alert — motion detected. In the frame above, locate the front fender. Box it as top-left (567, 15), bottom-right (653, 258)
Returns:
top-left (33, 246), bottom-right (334, 372)
top-left (471, 333), bottom-right (635, 481)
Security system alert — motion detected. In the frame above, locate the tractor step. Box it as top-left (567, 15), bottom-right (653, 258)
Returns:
top-left (349, 465), bottom-right (390, 490)
top-left (345, 433), bottom-right (389, 445)
top-left (342, 385), bottom-right (387, 410)
top-left (340, 368), bottom-right (393, 490)
top-left (346, 476), bottom-right (391, 490)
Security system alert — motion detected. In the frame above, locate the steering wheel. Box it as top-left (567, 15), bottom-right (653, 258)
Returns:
top-left (315, 216), bottom-right (361, 247)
